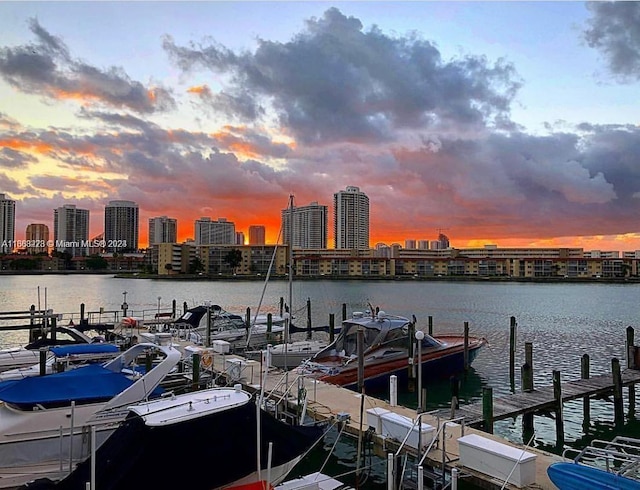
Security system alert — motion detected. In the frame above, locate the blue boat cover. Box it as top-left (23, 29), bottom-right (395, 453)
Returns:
top-left (0, 364), bottom-right (134, 405)
top-left (50, 344), bottom-right (120, 356)
top-left (548, 462), bottom-right (640, 490)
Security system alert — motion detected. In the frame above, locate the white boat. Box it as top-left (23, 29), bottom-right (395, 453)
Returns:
top-left (26, 386), bottom-right (325, 490)
top-left (0, 334), bottom-right (181, 486)
top-left (0, 343), bottom-right (121, 382)
top-left (170, 304), bottom-right (285, 350)
top-left (0, 326), bottom-right (100, 373)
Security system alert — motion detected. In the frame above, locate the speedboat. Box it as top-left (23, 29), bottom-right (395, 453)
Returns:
top-left (0, 326), bottom-right (103, 373)
top-left (22, 386), bottom-right (325, 490)
top-left (0, 343), bottom-right (121, 382)
top-left (0, 334), bottom-right (181, 486)
top-left (547, 436), bottom-right (640, 489)
top-left (298, 310), bottom-right (487, 389)
top-left (170, 305), bottom-right (285, 350)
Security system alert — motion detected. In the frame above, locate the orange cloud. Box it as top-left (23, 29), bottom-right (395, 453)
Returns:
top-left (187, 85), bottom-right (211, 96)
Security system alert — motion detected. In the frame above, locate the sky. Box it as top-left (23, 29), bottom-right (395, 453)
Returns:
top-left (2, 1), bottom-right (640, 251)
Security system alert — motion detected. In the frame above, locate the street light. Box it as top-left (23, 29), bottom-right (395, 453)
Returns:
top-left (415, 330), bottom-right (425, 412)
top-left (121, 291), bottom-right (128, 317)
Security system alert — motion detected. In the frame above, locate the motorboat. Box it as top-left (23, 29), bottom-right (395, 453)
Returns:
top-left (0, 326), bottom-right (103, 373)
top-left (0, 343), bottom-right (121, 382)
top-left (298, 310), bottom-right (487, 389)
top-left (21, 386), bottom-right (325, 490)
top-left (169, 304), bottom-right (285, 350)
top-left (547, 436), bottom-right (640, 489)
top-left (0, 334), bottom-right (181, 486)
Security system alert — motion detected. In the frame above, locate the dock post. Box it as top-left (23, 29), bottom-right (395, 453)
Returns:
top-left (417, 465), bottom-right (424, 490)
top-left (172, 299), bottom-right (176, 317)
top-left (279, 297), bottom-right (284, 317)
top-left (390, 375), bottom-right (398, 406)
top-left (482, 386), bottom-right (494, 433)
top-left (306, 298), bottom-right (312, 340)
top-left (408, 321), bottom-right (416, 393)
top-left (553, 370), bottom-right (564, 446)
top-left (80, 303), bottom-right (85, 323)
top-left (29, 305), bottom-right (36, 343)
top-left (266, 313), bottom-right (273, 341)
top-left (387, 453), bottom-right (395, 490)
top-left (463, 321), bottom-right (469, 371)
top-left (581, 354), bottom-right (590, 424)
top-left (612, 358), bottom-right (624, 423)
top-left (183, 302), bottom-right (188, 316)
top-left (50, 316), bottom-right (57, 343)
top-left (428, 316), bottom-right (433, 336)
top-left (342, 303), bottom-right (347, 322)
top-left (39, 349), bottom-right (47, 376)
top-left (522, 342), bottom-right (534, 391)
top-left (627, 326), bottom-right (635, 369)
top-left (509, 316), bottom-right (517, 392)
top-left (245, 307), bottom-right (251, 329)
top-left (329, 314), bottom-right (335, 342)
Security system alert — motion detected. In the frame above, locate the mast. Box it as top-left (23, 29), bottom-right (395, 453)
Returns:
top-left (284, 194), bottom-right (294, 373)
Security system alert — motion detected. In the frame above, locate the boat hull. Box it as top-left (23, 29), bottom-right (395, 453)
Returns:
top-left (547, 462), bottom-right (640, 490)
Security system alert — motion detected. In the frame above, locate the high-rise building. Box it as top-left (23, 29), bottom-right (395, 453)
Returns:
top-left (282, 201), bottom-right (328, 249)
top-left (333, 186), bottom-right (369, 250)
top-left (0, 193), bottom-right (15, 254)
top-left (235, 231), bottom-right (245, 245)
top-left (248, 225), bottom-right (266, 245)
top-left (25, 224), bottom-right (49, 254)
top-left (194, 217), bottom-right (235, 245)
top-left (104, 200), bottom-right (139, 252)
top-left (54, 204), bottom-right (90, 256)
top-left (148, 216), bottom-right (177, 246)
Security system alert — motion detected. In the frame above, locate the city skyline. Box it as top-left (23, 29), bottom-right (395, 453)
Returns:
top-left (2, 3), bottom-right (640, 250)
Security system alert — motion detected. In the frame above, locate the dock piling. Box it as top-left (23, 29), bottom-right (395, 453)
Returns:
top-left (612, 358), bottom-right (624, 423)
top-left (509, 316), bottom-right (517, 392)
top-left (553, 370), bottom-right (564, 446)
top-left (581, 354), bottom-right (590, 424)
top-left (329, 314), bottom-right (335, 342)
top-left (482, 386), bottom-right (494, 433)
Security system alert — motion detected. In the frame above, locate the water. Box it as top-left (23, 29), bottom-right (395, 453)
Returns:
top-left (1, 274), bottom-right (639, 486)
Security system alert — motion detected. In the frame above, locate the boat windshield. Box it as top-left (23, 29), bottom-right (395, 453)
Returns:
top-left (332, 322), bottom-right (381, 357)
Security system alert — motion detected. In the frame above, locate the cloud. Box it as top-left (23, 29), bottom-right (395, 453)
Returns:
top-left (0, 18), bottom-right (175, 113)
top-left (164, 7), bottom-right (521, 145)
top-left (0, 147), bottom-right (37, 168)
top-left (584, 2), bottom-right (640, 81)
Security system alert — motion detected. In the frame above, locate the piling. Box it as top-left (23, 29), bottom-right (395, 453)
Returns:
top-left (463, 321), bottom-right (469, 371)
top-left (428, 316), bottom-right (433, 336)
top-left (581, 354), bottom-right (590, 423)
top-left (266, 313), bottom-right (273, 342)
top-left (183, 302), bottom-right (188, 315)
top-left (553, 370), bottom-right (564, 445)
top-left (172, 299), bottom-right (176, 317)
top-left (306, 298), bottom-right (312, 340)
top-left (329, 314), bottom-right (335, 342)
top-left (245, 307), bottom-right (251, 329)
top-left (407, 321), bottom-right (416, 392)
top-left (509, 316), bottom-right (517, 391)
top-left (482, 386), bottom-right (493, 433)
top-left (522, 342), bottom-right (534, 437)
top-left (39, 349), bottom-right (47, 376)
top-left (342, 303), bottom-right (347, 322)
top-left (627, 326), bottom-right (635, 369)
top-left (279, 297), bottom-right (284, 317)
top-left (612, 358), bottom-right (624, 423)
top-left (192, 353), bottom-right (201, 391)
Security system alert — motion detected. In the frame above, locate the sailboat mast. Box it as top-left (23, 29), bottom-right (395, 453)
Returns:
top-left (285, 194), bottom-right (294, 372)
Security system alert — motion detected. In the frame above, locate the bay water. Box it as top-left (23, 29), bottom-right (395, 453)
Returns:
top-left (1, 274), bottom-right (639, 486)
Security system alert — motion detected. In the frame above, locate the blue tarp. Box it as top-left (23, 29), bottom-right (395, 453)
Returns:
top-left (0, 364), bottom-right (133, 405)
top-left (50, 344), bottom-right (120, 356)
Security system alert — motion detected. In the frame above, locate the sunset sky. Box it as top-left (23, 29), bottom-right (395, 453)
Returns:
top-left (2, 2), bottom-right (640, 251)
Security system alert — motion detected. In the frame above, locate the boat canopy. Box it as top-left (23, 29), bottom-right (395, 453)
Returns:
top-left (50, 343), bottom-right (121, 356)
top-left (0, 364), bottom-right (162, 408)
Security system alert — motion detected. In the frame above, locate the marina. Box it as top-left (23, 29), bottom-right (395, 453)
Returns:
top-left (0, 275), bottom-right (640, 488)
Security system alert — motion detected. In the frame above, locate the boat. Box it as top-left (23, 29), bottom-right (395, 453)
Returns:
top-left (169, 304), bottom-right (285, 350)
top-left (0, 343), bottom-right (121, 381)
top-left (547, 436), bottom-right (640, 489)
top-left (0, 326), bottom-right (106, 373)
top-left (298, 309), bottom-right (487, 388)
top-left (20, 386), bottom-right (325, 490)
top-left (0, 334), bottom-right (181, 486)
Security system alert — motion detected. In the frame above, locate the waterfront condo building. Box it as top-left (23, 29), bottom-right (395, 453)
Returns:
top-left (248, 225), bottom-right (266, 245)
top-left (0, 193), bottom-right (15, 254)
top-left (104, 200), bottom-right (139, 252)
top-left (25, 223), bottom-right (49, 254)
top-left (281, 201), bottom-right (328, 249)
top-left (194, 217), bottom-right (235, 245)
top-left (54, 204), bottom-right (89, 256)
top-left (148, 216), bottom-right (177, 246)
top-left (333, 186), bottom-right (369, 250)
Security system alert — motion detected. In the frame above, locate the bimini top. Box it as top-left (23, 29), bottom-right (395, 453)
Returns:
top-left (49, 343), bottom-right (121, 357)
top-left (0, 363), bottom-right (161, 408)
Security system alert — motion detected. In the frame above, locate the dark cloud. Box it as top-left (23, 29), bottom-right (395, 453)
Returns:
top-left (0, 18), bottom-right (175, 113)
top-left (584, 2), bottom-right (640, 81)
top-left (164, 7), bottom-right (521, 145)
top-left (0, 147), bottom-right (37, 168)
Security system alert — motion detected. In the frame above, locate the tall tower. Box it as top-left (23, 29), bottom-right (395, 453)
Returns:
top-left (0, 193), bottom-right (15, 254)
top-left (248, 225), bottom-right (266, 245)
top-left (333, 186), bottom-right (369, 250)
top-left (54, 204), bottom-right (90, 256)
top-left (194, 217), bottom-right (235, 245)
top-left (148, 216), bottom-right (177, 246)
top-left (26, 224), bottom-right (49, 254)
top-left (104, 200), bottom-right (139, 252)
top-left (281, 201), bottom-right (328, 249)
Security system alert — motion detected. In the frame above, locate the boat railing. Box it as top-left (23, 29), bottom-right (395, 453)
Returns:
top-left (563, 436), bottom-right (640, 478)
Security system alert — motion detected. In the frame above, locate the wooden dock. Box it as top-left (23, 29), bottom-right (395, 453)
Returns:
top-left (433, 368), bottom-right (640, 427)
